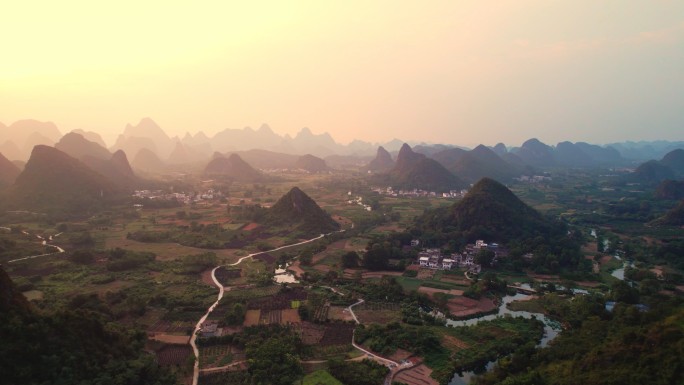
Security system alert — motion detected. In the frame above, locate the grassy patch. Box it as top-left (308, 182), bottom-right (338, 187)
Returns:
top-left (506, 299), bottom-right (546, 314)
top-left (302, 370), bottom-right (344, 385)
top-left (394, 276), bottom-right (422, 292)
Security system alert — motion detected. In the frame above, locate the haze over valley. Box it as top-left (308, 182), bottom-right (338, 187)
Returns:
top-left (2, 2), bottom-right (684, 385)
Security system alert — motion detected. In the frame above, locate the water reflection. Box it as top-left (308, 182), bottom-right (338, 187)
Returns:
top-left (447, 293), bottom-right (562, 384)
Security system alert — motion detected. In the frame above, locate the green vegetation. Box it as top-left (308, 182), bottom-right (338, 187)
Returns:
top-left (355, 321), bottom-right (444, 356)
top-left (2, 146), bottom-right (684, 385)
top-left (0, 267), bottom-right (176, 385)
top-left (302, 370), bottom-right (344, 385)
top-left (327, 358), bottom-right (389, 385)
top-left (414, 178), bottom-right (586, 273)
top-left (475, 300), bottom-right (684, 385)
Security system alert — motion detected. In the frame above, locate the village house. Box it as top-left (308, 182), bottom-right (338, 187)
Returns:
top-left (199, 320), bottom-right (220, 338)
top-left (442, 258), bottom-right (454, 269)
top-left (415, 240), bottom-right (507, 274)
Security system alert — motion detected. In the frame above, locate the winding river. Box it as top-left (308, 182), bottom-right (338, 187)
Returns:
top-left (447, 293), bottom-right (562, 385)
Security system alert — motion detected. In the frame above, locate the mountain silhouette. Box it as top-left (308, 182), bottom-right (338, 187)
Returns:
top-left (366, 146), bottom-right (395, 172)
top-left (204, 153), bottom-right (262, 181)
top-left (0, 152), bottom-right (21, 188)
top-left (2, 145), bottom-right (121, 214)
top-left (267, 187), bottom-right (339, 234)
top-left (380, 143), bottom-right (467, 192)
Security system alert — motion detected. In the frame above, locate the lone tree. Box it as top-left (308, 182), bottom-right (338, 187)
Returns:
top-left (475, 248), bottom-right (495, 268)
top-left (342, 251), bottom-right (360, 268)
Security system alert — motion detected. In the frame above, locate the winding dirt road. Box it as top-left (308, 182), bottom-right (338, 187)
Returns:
top-left (190, 231), bottom-right (342, 385)
top-left (4, 228), bottom-right (65, 263)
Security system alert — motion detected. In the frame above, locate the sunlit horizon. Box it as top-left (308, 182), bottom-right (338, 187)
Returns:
top-left (2, 1), bottom-right (684, 147)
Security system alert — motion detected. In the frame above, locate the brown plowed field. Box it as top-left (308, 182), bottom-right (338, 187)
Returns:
top-left (155, 345), bottom-right (193, 367)
top-left (394, 364), bottom-right (439, 385)
top-left (244, 310), bottom-right (260, 326)
top-left (281, 309), bottom-right (301, 324)
top-left (447, 296), bottom-right (497, 318)
top-left (418, 287), bottom-right (464, 297)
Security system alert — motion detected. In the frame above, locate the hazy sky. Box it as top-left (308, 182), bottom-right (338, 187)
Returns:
top-left (2, 1), bottom-right (683, 147)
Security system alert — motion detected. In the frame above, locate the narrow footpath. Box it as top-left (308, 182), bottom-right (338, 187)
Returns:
top-left (4, 228), bottom-right (65, 263)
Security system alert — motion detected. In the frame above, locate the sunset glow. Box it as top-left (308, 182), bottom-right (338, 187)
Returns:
top-left (2, 0), bottom-right (683, 146)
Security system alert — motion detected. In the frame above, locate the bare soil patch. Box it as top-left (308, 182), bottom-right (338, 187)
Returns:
top-left (651, 265), bottom-right (664, 278)
top-left (289, 261), bottom-right (305, 277)
top-left (440, 276), bottom-right (469, 285)
top-left (243, 223), bottom-right (260, 231)
top-left (328, 306), bottom-right (355, 322)
top-left (388, 348), bottom-right (413, 362)
top-left (313, 264), bottom-right (331, 273)
top-left (372, 224), bottom-right (404, 232)
top-left (244, 310), bottom-right (260, 326)
top-left (394, 364), bottom-right (439, 385)
top-left (149, 333), bottom-right (190, 344)
top-left (417, 269), bottom-right (435, 280)
top-left (362, 271), bottom-right (403, 279)
top-left (528, 273), bottom-right (561, 282)
top-left (355, 302), bottom-right (402, 324)
top-left (200, 269), bottom-right (216, 287)
top-left (576, 281), bottom-right (602, 288)
top-left (418, 287), bottom-right (465, 297)
top-left (599, 255), bottom-right (613, 265)
top-left (442, 334), bottom-right (469, 350)
top-left (582, 242), bottom-right (598, 254)
top-left (281, 309), bottom-right (301, 324)
top-left (447, 296), bottom-right (497, 318)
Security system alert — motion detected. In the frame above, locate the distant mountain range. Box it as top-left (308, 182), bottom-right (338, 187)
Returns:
top-left (55, 133), bottom-right (138, 187)
top-left (2, 118), bottom-right (683, 170)
top-left (371, 143), bottom-right (467, 192)
top-left (432, 145), bottom-right (528, 184)
top-left (0, 120), bottom-right (62, 161)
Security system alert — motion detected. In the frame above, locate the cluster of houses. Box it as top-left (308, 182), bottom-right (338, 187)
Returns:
top-left (346, 193), bottom-right (373, 211)
top-left (417, 240), bottom-right (508, 274)
top-left (515, 175), bottom-right (552, 184)
top-left (371, 187), bottom-right (466, 199)
top-left (132, 189), bottom-right (224, 205)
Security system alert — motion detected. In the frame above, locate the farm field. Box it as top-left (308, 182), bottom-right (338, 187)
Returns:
top-left (354, 302), bottom-right (402, 324)
top-left (393, 364), bottom-right (439, 385)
